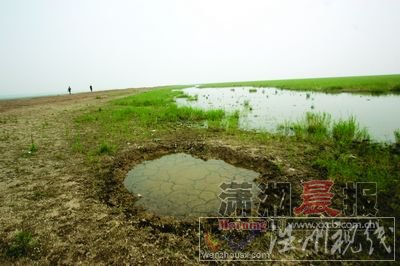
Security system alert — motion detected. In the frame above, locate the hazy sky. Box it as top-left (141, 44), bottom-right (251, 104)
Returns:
top-left (1, 0), bottom-right (400, 97)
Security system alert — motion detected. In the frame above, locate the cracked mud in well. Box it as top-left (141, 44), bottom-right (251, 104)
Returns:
top-left (124, 153), bottom-right (259, 217)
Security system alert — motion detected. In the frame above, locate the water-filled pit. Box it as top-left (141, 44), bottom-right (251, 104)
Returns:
top-left (123, 153), bottom-right (259, 217)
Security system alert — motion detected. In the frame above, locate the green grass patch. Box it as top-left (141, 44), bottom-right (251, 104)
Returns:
top-left (72, 136), bottom-right (84, 153)
top-left (279, 112), bottom-right (370, 144)
top-left (394, 129), bottom-right (400, 144)
top-left (73, 86), bottom-right (238, 156)
top-left (279, 112), bottom-right (331, 141)
top-left (312, 142), bottom-right (396, 190)
top-left (6, 231), bottom-right (37, 258)
top-left (332, 117), bottom-right (370, 144)
top-left (200, 74), bottom-right (400, 94)
top-left (29, 143), bottom-right (38, 154)
top-left (97, 142), bottom-right (115, 155)
top-left (278, 112), bottom-right (397, 190)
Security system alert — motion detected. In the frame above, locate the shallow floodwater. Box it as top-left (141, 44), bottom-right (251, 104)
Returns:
top-left (176, 87), bottom-right (400, 142)
top-left (123, 153), bottom-right (259, 217)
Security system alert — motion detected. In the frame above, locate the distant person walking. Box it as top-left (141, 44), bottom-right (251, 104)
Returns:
top-left (68, 86), bottom-right (71, 95)
top-left (90, 85), bottom-right (93, 92)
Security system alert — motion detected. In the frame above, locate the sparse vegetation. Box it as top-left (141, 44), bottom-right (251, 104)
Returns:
top-left (187, 94), bottom-right (198, 101)
top-left (29, 134), bottom-right (38, 154)
top-left (6, 231), bottom-right (37, 258)
top-left (72, 136), bottom-right (84, 153)
top-left (29, 143), bottom-right (38, 153)
top-left (395, 129), bottom-right (400, 144)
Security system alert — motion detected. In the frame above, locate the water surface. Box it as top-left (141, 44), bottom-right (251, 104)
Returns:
top-left (176, 87), bottom-right (400, 142)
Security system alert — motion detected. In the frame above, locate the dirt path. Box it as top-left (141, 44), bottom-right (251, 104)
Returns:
top-left (0, 89), bottom-right (200, 265)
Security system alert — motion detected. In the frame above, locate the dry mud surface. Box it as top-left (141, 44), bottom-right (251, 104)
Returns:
top-left (0, 89), bottom-right (323, 264)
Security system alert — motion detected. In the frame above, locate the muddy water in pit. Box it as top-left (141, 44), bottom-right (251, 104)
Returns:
top-left (123, 153), bottom-right (259, 217)
top-left (176, 87), bottom-right (400, 142)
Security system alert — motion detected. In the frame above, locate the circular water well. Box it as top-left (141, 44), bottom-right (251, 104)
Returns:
top-left (106, 142), bottom-right (281, 219)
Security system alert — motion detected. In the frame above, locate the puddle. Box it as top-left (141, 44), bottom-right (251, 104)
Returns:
top-left (176, 87), bottom-right (400, 142)
top-left (123, 153), bottom-right (259, 217)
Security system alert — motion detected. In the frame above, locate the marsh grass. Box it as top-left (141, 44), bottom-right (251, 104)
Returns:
top-left (187, 94), bottom-right (198, 101)
top-left (391, 84), bottom-right (400, 92)
top-left (277, 113), bottom-right (399, 189)
top-left (332, 117), bottom-right (370, 144)
top-left (200, 74), bottom-right (400, 94)
top-left (221, 111), bottom-right (240, 132)
top-left (312, 142), bottom-right (396, 189)
top-left (285, 112), bottom-right (331, 141)
top-left (280, 112), bottom-right (370, 144)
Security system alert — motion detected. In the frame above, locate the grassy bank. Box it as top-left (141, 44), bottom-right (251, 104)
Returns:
top-left (278, 112), bottom-right (399, 190)
top-left (72, 86), bottom-right (238, 157)
top-left (200, 74), bottom-right (400, 94)
top-left (73, 86), bottom-right (400, 193)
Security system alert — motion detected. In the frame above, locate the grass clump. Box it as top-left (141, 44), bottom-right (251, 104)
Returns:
top-left (28, 134), bottom-right (38, 154)
top-left (6, 231), bottom-right (37, 258)
top-left (280, 112), bottom-right (370, 144)
top-left (243, 100), bottom-right (250, 107)
top-left (287, 112), bottom-right (331, 141)
top-left (221, 111), bottom-right (240, 132)
top-left (71, 136), bottom-right (84, 153)
top-left (187, 94), bottom-right (198, 101)
top-left (97, 142), bottom-right (114, 155)
top-left (394, 129), bottom-right (400, 144)
top-left (29, 143), bottom-right (38, 153)
top-left (332, 117), bottom-right (369, 143)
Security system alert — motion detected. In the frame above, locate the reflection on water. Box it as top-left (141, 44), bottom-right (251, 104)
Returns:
top-left (176, 87), bottom-right (400, 142)
top-left (123, 153), bottom-right (259, 217)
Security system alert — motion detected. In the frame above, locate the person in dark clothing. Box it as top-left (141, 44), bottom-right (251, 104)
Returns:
top-left (68, 86), bottom-right (71, 95)
top-left (90, 85), bottom-right (93, 92)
